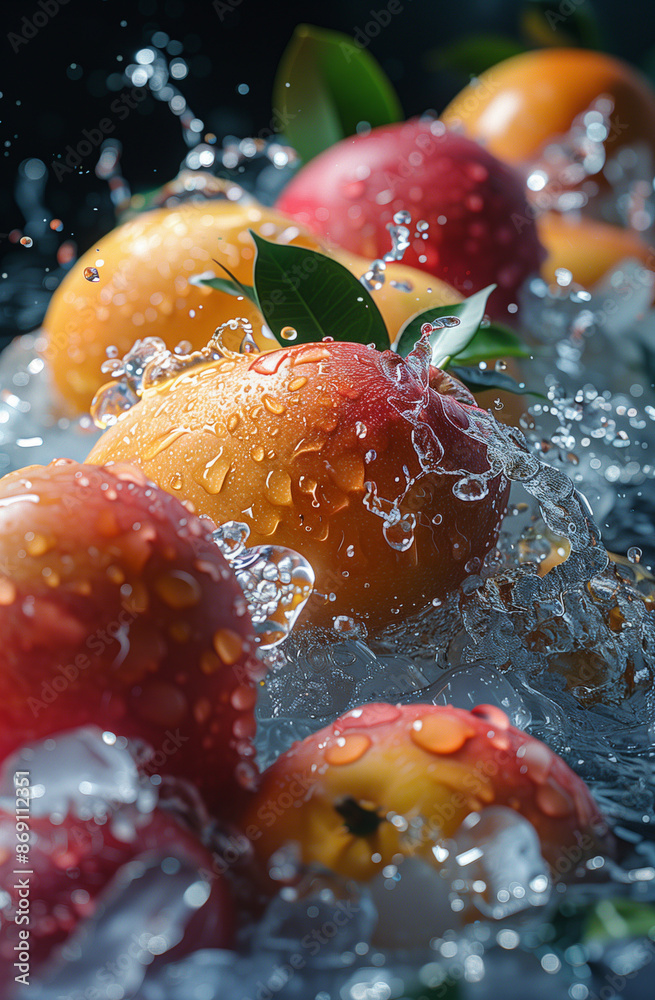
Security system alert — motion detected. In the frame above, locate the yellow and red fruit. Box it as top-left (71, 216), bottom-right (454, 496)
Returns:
top-left (245, 702), bottom-right (611, 882)
top-left (0, 459), bottom-right (261, 811)
top-left (87, 340), bottom-right (509, 628)
top-left (441, 48), bottom-right (655, 175)
top-left (42, 195), bottom-right (458, 414)
top-left (276, 120), bottom-right (546, 318)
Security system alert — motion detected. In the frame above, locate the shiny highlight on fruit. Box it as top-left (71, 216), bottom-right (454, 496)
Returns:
top-left (87, 338), bottom-right (509, 628)
top-left (0, 458), bottom-right (262, 809)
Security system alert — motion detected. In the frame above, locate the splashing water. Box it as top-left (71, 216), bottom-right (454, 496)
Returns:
top-left (212, 521), bottom-right (314, 648)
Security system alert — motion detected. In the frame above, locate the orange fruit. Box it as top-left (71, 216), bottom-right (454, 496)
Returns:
top-left (42, 194), bottom-right (459, 414)
top-left (538, 211), bottom-right (654, 289)
top-left (87, 341), bottom-right (508, 628)
top-left (441, 48), bottom-right (655, 172)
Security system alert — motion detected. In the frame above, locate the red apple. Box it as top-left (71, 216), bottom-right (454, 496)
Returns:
top-left (276, 120), bottom-right (546, 319)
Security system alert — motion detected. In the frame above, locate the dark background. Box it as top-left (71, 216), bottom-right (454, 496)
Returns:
top-left (1, 0), bottom-right (654, 346)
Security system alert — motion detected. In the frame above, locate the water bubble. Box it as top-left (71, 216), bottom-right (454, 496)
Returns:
top-left (393, 210), bottom-right (411, 225)
top-left (452, 475), bottom-right (490, 502)
top-left (19, 236), bottom-right (33, 247)
top-left (280, 326), bottom-right (297, 341)
top-left (627, 546), bottom-right (642, 564)
top-left (83, 266), bottom-right (100, 282)
top-left (49, 218), bottom-right (64, 232)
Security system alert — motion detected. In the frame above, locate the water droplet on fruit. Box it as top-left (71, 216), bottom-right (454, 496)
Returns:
top-left (281, 326), bottom-right (297, 341)
top-left (263, 394), bottom-right (286, 416)
top-left (355, 422), bottom-right (367, 439)
top-left (383, 515), bottom-right (416, 552)
top-left (193, 454), bottom-right (232, 495)
top-left (410, 714), bottom-right (476, 755)
top-left (325, 733), bottom-right (371, 765)
top-left (83, 266), bottom-right (100, 282)
top-left (239, 331), bottom-right (260, 354)
top-left (453, 476), bottom-right (490, 502)
top-left (212, 628), bottom-right (244, 665)
top-left (154, 570), bottom-right (202, 609)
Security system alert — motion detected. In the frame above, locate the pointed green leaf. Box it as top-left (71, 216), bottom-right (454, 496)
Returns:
top-left (250, 232), bottom-right (389, 350)
top-left (198, 276), bottom-right (260, 309)
top-left (453, 322), bottom-right (532, 365)
top-left (274, 24), bottom-right (403, 163)
top-left (393, 285), bottom-right (496, 365)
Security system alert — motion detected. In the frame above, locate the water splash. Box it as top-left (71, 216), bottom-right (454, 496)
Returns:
top-left (91, 335), bottom-right (227, 429)
top-left (212, 521), bottom-right (315, 648)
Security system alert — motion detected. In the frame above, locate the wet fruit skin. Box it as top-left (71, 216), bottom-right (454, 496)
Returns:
top-left (538, 211), bottom-right (654, 290)
top-left (275, 119), bottom-right (546, 319)
top-left (0, 459), bottom-right (262, 812)
top-left (441, 48), bottom-right (655, 173)
top-left (87, 341), bottom-right (509, 628)
top-left (0, 791), bottom-right (234, 979)
top-left (42, 196), bottom-right (459, 414)
top-left (244, 702), bottom-right (612, 882)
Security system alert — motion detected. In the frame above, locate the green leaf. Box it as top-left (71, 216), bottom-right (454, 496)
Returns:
top-left (393, 285), bottom-right (495, 366)
top-left (250, 231), bottom-right (389, 350)
top-left (450, 364), bottom-right (543, 397)
top-left (273, 24), bottom-right (403, 163)
top-left (453, 322), bottom-right (532, 365)
top-left (198, 276), bottom-right (260, 309)
top-left (424, 35), bottom-right (527, 76)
